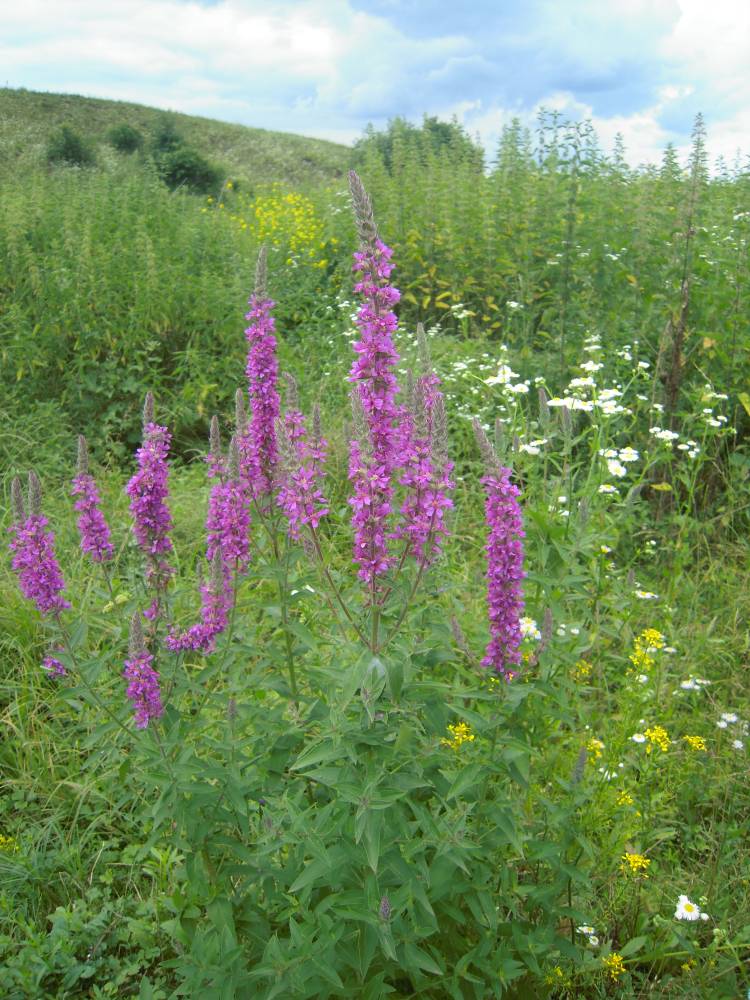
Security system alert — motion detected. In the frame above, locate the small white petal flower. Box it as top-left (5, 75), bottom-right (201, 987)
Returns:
top-left (588, 935), bottom-right (600, 947)
top-left (675, 896), bottom-right (701, 921)
top-left (720, 713), bottom-right (738, 723)
top-left (635, 590), bottom-right (659, 600)
top-left (598, 484), bottom-right (618, 494)
top-left (631, 733), bottom-right (647, 743)
top-left (732, 739), bottom-right (744, 750)
top-left (607, 459), bottom-right (627, 478)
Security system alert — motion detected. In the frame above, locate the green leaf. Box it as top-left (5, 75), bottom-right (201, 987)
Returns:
top-left (620, 935), bottom-right (648, 957)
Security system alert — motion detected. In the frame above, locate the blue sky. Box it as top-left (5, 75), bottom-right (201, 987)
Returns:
top-left (2, 0), bottom-right (748, 166)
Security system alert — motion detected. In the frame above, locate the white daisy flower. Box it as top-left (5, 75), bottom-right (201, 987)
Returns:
top-left (631, 733), bottom-right (647, 743)
top-left (635, 590), bottom-right (659, 600)
top-left (675, 895), bottom-right (701, 921)
top-left (618, 447), bottom-right (640, 463)
top-left (588, 935), bottom-right (600, 947)
top-left (520, 617), bottom-right (542, 641)
top-left (732, 739), bottom-right (744, 750)
top-left (607, 459), bottom-right (627, 478)
top-left (598, 484), bottom-right (618, 494)
top-left (720, 713), bottom-right (738, 724)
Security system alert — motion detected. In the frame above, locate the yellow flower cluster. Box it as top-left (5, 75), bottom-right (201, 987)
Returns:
top-left (616, 790), bottom-right (634, 807)
top-left (573, 658), bottom-right (592, 680)
top-left (602, 953), bottom-right (626, 981)
top-left (441, 722), bottom-right (476, 750)
top-left (586, 737), bottom-right (605, 760)
top-left (0, 834), bottom-right (19, 853)
top-left (629, 628), bottom-right (665, 672)
top-left (644, 725), bottom-right (670, 753)
top-left (205, 184), bottom-right (333, 269)
top-left (620, 852), bottom-right (650, 877)
top-left (543, 966), bottom-right (570, 987)
top-left (683, 734), bottom-right (707, 752)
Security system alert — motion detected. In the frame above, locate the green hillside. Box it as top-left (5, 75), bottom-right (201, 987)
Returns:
top-left (0, 87), bottom-right (351, 186)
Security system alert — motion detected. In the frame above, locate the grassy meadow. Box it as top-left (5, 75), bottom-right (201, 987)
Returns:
top-left (1, 90), bottom-right (749, 998)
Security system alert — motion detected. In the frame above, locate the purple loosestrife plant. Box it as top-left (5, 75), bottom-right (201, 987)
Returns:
top-left (347, 171), bottom-right (402, 586)
top-left (241, 246), bottom-right (280, 498)
top-left (474, 421), bottom-right (525, 679)
top-left (71, 436), bottom-right (114, 563)
top-left (9, 472), bottom-right (70, 617)
top-left (124, 612), bottom-right (164, 728)
top-left (125, 393), bottom-right (174, 598)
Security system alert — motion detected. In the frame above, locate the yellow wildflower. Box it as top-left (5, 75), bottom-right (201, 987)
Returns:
top-left (440, 722), bottom-right (475, 750)
top-left (629, 629), bottom-right (666, 672)
top-left (573, 659), bottom-right (592, 680)
top-left (0, 834), bottom-right (18, 853)
top-left (644, 725), bottom-right (670, 753)
top-left (603, 953), bottom-right (626, 981)
top-left (683, 735), bottom-right (707, 751)
top-left (620, 852), bottom-right (650, 877)
top-left (616, 790), bottom-right (634, 807)
top-left (586, 737), bottom-right (605, 760)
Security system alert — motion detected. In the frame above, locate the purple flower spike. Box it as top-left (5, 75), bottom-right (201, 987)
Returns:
top-left (72, 437), bottom-right (113, 563)
top-left (124, 612), bottom-right (163, 728)
top-left (241, 246), bottom-right (280, 497)
top-left (125, 395), bottom-right (174, 591)
top-left (9, 473), bottom-right (70, 617)
top-left (347, 171), bottom-right (402, 585)
top-left (475, 424), bottom-right (525, 678)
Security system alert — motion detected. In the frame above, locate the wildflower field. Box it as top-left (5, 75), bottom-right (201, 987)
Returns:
top-left (1, 97), bottom-right (749, 998)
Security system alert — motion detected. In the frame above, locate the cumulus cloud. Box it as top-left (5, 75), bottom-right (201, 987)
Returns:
top-left (1, 0), bottom-right (747, 163)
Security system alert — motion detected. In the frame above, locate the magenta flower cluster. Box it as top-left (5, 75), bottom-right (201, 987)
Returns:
top-left (395, 378), bottom-right (454, 566)
top-left (126, 421), bottom-right (174, 585)
top-left (9, 515), bottom-right (70, 617)
top-left (71, 474), bottom-right (114, 563)
top-left (242, 295), bottom-right (280, 496)
top-left (277, 407), bottom-right (329, 539)
top-left (481, 465), bottom-right (525, 678)
top-left (166, 578), bottom-right (230, 654)
top-left (348, 239), bottom-right (402, 583)
top-left (123, 649), bottom-right (164, 728)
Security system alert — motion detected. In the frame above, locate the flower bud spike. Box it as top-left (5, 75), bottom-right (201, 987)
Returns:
top-left (143, 391), bottom-right (155, 429)
top-left (348, 170), bottom-right (378, 249)
top-left (473, 419), bottom-right (498, 472)
top-left (11, 477), bottom-right (25, 523)
top-left (312, 403), bottom-right (322, 445)
top-left (209, 416), bottom-right (221, 458)
top-left (77, 435), bottom-right (89, 477)
top-left (234, 388), bottom-right (248, 438)
top-left (416, 322), bottom-right (432, 375)
top-left (283, 372), bottom-right (299, 412)
top-left (210, 547), bottom-right (224, 594)
top-left (129, 611), bottom-right (146, 657)
top-left (228, 435), bottom-right (240, 480)
top-left (538, 386), bottom-right (550, 425)
top-left (27, 470), bottom-right (42, 517)
top-left (254, 244), bottom-right (268, 299)
top-left (431, 393), bottom-right (449, 475)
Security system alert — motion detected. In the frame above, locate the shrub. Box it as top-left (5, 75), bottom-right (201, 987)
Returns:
top-left (157, 145), bottom-right (222, 194)
top-left (46, 126), bottom-right (95, 167)
top-left (106, 123), bottom-right (144, 154)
